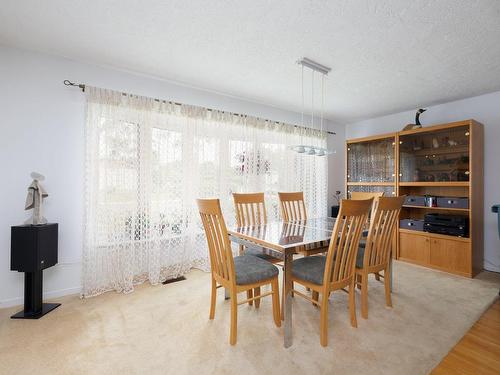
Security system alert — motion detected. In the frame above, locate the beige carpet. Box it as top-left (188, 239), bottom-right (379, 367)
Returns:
top-left (1, 261), bottom-right (499, 375)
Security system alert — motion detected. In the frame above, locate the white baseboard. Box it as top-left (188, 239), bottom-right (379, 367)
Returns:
top-left (1, 261), bottom-right (82, 309)
top-left (484, 264), bottom-right (500, 273)
top-left (0, 286), bottom-right (81, 309)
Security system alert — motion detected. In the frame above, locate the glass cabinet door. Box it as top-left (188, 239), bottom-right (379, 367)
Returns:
top-left (347, 138), bottom-right (395, 183)
top-left (347, 185), bottom-right (396, 198)
top-left (399, 126), bottom-right (469, 182)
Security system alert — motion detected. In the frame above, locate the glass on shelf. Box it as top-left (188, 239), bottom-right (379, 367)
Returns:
top-left (399, 125), bottom-right (469, 182)
top-left (347, 138), bottom-right (395, 183)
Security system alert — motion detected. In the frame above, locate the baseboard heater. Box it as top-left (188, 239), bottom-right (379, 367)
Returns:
top-left (162, 276), bottom-right (186, 285)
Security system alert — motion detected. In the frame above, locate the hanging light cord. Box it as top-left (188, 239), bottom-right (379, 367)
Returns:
top-left (320, 73), bottom-right (325, 133)
top-left (287, 57), bottom-right (337, 155)
top-left (311, 70), bottom-right (314, 130)
top-left (301, 65), bottom-right (305, 142)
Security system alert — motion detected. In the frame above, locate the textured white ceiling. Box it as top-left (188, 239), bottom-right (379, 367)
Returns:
top-left (1, 0), bottom-right (500, 123)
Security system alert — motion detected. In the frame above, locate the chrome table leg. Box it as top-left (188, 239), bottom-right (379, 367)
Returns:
top-left (283, 251), bottom-right (293, 348)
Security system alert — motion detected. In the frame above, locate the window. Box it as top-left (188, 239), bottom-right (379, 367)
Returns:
top-left (83, 87), bottom-right (328, 296)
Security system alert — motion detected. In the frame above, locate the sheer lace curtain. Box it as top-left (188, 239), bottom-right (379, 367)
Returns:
top-left (82, 87), bottom-right (328, 297)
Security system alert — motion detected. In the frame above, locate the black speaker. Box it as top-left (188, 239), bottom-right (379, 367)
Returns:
top-left (11, 223), bottom-right (58, 272)
top-left (10, 223), bottom-right (60, 319)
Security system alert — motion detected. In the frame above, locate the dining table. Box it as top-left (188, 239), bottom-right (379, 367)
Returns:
top-left (227, 217), bottom-right (394, 348)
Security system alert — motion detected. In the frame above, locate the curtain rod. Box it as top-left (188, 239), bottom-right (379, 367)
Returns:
top-left (63, 80), bottom-right (336, 135)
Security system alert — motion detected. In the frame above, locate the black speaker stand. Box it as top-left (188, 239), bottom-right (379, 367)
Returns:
top-left (10, 270), bottom-right (61, 319)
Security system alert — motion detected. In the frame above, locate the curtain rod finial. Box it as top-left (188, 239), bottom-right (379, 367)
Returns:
top-left (63, 79), bottom-right (85, 92)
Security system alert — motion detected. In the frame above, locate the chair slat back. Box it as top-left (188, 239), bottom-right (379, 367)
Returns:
top-left (197, 199), bottom-right (234, 283)
top-left (350, 192), bottom-right (384, 200)
top-left (233, 193), bottom-right (267, 226)
top-left (323, 199), bottom-right (372, 286)
top-left (363, 196), bottom-right (405, 269)
top-left (278, 192), bottom-right (307, 221)
top-left (280, 221), bottom-right (306, 239)
top-left (350, 191), bottom-right (384, 215)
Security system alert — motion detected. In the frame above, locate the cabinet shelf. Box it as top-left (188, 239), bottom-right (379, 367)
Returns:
top-left (402, 205), bottom-right (469, 212)
top-left (417, 164), bottom-right (468, 172)
top-left (347, 182), bottom-right (395, 186)
top-left (399, 181), bottom-right (469, 187)
top-left (406, 145), bottom-right (469, 157)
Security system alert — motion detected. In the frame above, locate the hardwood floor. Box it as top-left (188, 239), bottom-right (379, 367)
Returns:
top-left (432, 297), bottom-right (500, 375)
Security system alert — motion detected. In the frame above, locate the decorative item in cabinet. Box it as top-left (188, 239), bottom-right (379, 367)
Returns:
top-left (399, 125), bottom-right (470, 183)
top-left (425, 196), bottom-right (437, 207)
top-left (347, 137), bottom-right (395, 183)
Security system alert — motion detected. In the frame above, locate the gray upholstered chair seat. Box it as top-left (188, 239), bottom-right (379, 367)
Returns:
top-left (291, 256), bottom-right (326, 285)
top-left (293, 244), bottom-right (367, 284)
top-left (244, 247), bottom-right (280, 262)
top-left (233, 255), bottom-right (279, 285)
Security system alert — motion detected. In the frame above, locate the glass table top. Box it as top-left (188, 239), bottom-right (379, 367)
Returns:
top-left (287, 217), bottom-right (337, 232)
top-left (228, 219), bottom-right (334, 250)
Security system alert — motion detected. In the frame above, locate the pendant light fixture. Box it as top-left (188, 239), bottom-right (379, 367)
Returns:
top-left (290, 58), bottom-right (336, 156)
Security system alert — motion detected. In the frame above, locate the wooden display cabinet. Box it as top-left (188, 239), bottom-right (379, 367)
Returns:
top-left (346, 120), bottom-right (484, 277)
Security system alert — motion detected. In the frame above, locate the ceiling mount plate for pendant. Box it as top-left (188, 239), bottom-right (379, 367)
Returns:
top-left (297, 58), bottom-right (331, 75)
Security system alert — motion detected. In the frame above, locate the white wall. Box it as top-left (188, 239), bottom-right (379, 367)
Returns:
top-left (346, 92), bottom-right (500, 272)
top-left (327, 123), bottom-right (345, 209)
top-left (0, 45), bottom-right (344, 307)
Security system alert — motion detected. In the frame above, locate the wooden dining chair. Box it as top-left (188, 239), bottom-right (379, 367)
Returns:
top-left (350, 191), bottom-right (384, 201)
top-left (197, 198), bottom-right (281, 345)
top-left (278, 191), bottom-right (307, 221)
top-left (355, 196), bottom-right (405, 319)
top-left (350, 191), bottom-right (385, 260)
top-left (233, 192), bottom-right (267, 227)
top-left (278, 192), bottom-right (328, 256)
top-left (290, 198), bottom-right (373, 346)
top-left (350, 191), bottom-right (384, 215)
top-left (233, 192), bottom-right (282, 307)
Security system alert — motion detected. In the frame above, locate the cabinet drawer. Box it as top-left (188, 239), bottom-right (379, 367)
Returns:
top-left (399, 232), bottom-right (430, 265)
top-left (429, 238), bottom-right (470, 274)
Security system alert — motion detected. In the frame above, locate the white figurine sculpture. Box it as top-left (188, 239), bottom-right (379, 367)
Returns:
top-left (24, 172), bottom-right (48, 225)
